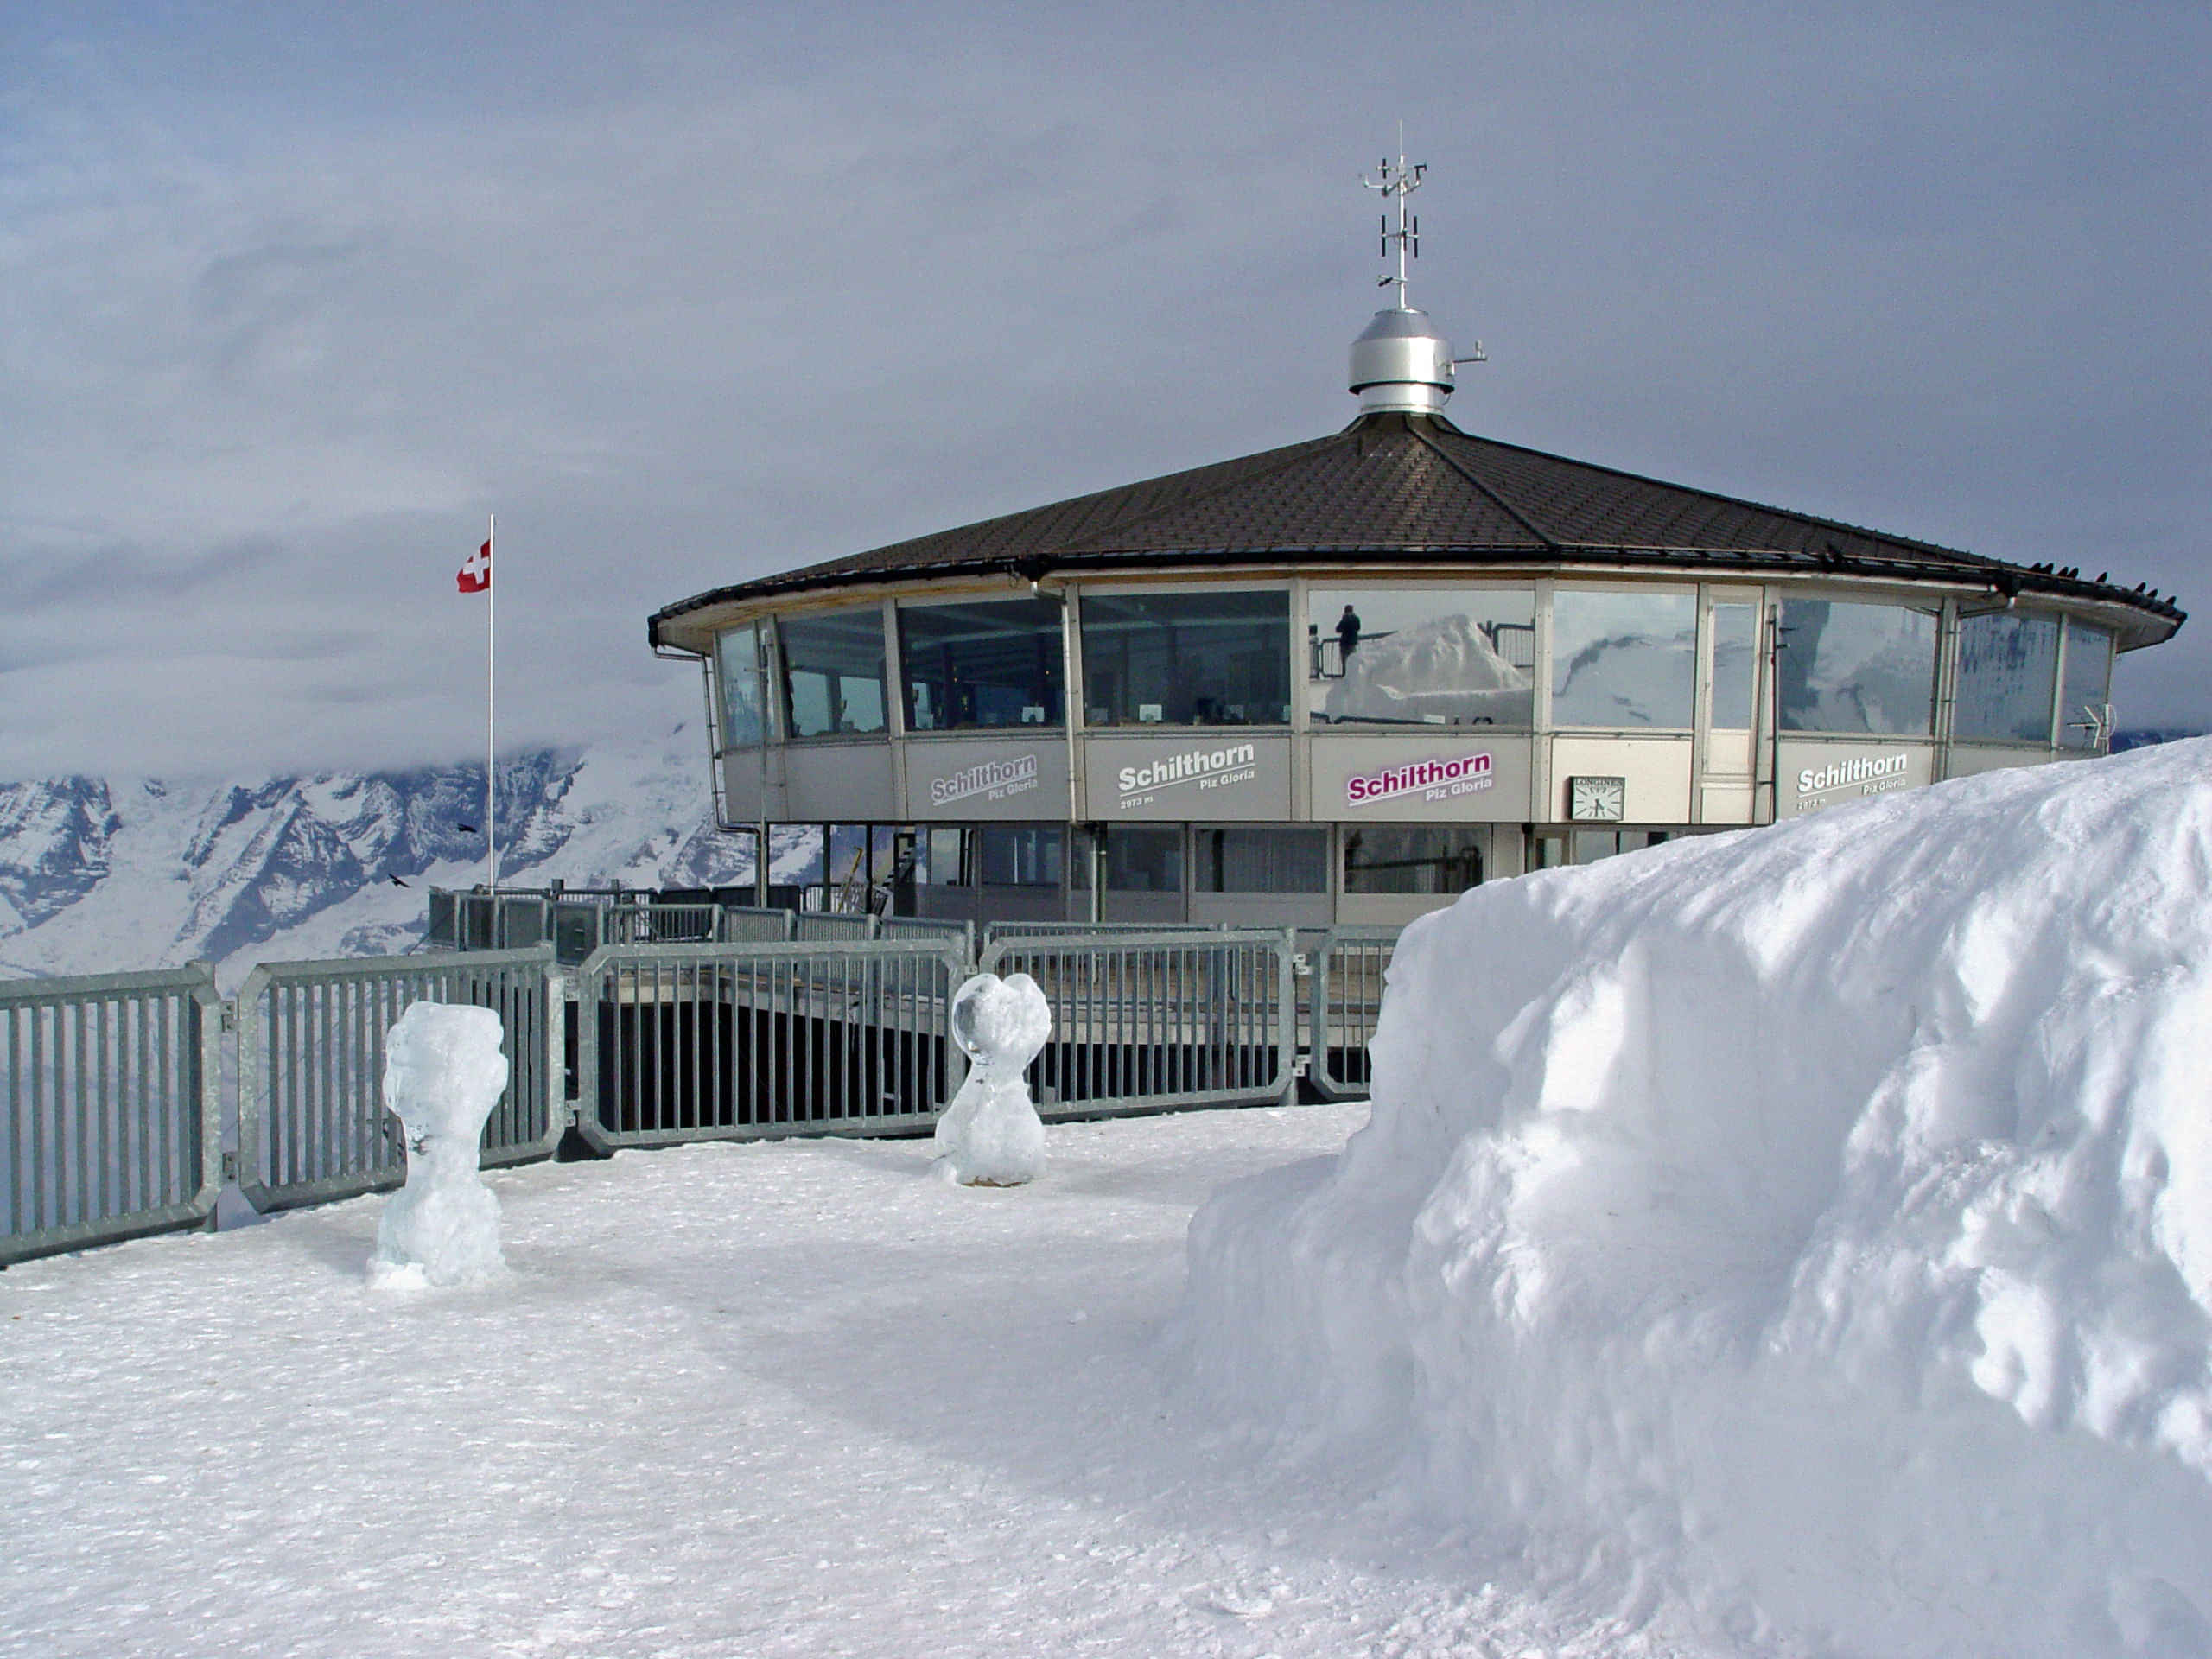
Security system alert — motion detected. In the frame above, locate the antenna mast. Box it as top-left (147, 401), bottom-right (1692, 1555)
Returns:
top-left (1362, 123), bottom-right (1425, 308)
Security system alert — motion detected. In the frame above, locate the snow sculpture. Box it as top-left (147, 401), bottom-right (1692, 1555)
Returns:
top-left (933, 971), bottom-right (1052, 1186)
top-left (369, 1001), bottom-right (509, 1287)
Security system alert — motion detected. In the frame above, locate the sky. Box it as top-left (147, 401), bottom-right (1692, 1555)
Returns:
top-left (2, 2), bottom-right (2205, 779)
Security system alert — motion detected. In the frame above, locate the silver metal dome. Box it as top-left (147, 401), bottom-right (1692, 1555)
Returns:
top-left (1348, 306), bottom-right (1455, 415)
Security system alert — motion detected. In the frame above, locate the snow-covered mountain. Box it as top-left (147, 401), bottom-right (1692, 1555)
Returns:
top-left (0, 725), bottom-right (772, 984)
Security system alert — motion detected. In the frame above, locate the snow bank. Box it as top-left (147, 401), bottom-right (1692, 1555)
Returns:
top-left (1182, 740), bottom-right (2212, 1657)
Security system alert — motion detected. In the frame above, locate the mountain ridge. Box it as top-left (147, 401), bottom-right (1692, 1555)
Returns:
top-left (0, 727), bottom-right (762, 986)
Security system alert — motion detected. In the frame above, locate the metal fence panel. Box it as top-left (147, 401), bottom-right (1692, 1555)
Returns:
top-left (601, 904), bottom-right (722, 946)
top-left (979, 919), bottom-right (1225, 948)
top-left (237, 946), bottom-right (560, 1215)
top-left (719, 906), bottom-right (798, 944)
top-left (876, 915), bottom-right (975, 957)
top-left (573, 940), bottom-right (965, 1152)
top-left (1308, 926), bottom-right (1401, 1100)
top-left (793, 912), bottom-right (880, 944)
top-left (979, 929), bottom-right (1295, 1117)
top-left (2, 965), bottom-right (221, 1266)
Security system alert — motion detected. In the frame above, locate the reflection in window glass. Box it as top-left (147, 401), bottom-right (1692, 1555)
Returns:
top-left (1572, 829), bottom-right (1672, 865)
top-left (975, 825), bottom-right (1062, 887)
top-left (1550, 590), bottom-right (1697, 728)
top-left (1103, 826), bottom-right (1181, 892)
top-left (775, 824), bottom-right (825, 887)
top-left (1709, 603), bottom-right (1759, 728)
top-left (2058, 623), bottom-right (2113, 750)
top-left (826, 823), bottom-right (870, 894)
top-left (1079, 590), bottom-right (1289, 727)
top-left (1777, 601), bottom-right (1936, 735)
top-left (1197, 828), bottom-right (1328, 893)
top-left (1342, 824), bottom-right (1488, 894)
top-left (715, 624), bottom-right (766, 747)
top-left (780, 609), bottom-right (887, 739)
top-left (1955, 612), bottom-right (2059, 743)
top-left (1306, 588), bottom-right (1534, 728)
top-left (899, 599), bottom-right (1064, 732)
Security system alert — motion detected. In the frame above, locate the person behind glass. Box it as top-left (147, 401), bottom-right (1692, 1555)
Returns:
top-left (1336, 604), bottom-right (1363, 671)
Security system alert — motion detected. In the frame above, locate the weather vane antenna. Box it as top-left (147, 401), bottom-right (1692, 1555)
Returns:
top-left (1361, 121), bottom-right (1426, 308)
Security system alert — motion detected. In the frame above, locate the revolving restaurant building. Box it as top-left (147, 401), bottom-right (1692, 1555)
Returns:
top-left (648, 302), bottom-right (2184, 929)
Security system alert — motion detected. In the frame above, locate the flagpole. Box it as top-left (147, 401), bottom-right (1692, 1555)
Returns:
top-left (486, 512), bottom-right (498, 892)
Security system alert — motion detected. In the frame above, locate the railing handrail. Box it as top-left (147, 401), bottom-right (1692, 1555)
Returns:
top-left (0, 962), bottom-right (218, 1001)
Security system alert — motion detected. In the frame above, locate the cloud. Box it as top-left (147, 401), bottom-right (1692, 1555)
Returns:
top-left (0, 1), bottom-right (2205, 779)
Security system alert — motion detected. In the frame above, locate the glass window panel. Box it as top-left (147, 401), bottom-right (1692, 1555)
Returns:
top-left (976, 825), bottom-right (1061, 888)
top-left (1306, 587), bottom-right (1535, 728)
top-left (2058, 622), bottom-right (2113, 750)
top-left (715, 624), bottom-right (766, 748)
top-left (899, 598), bottom-right (1065, 732)
top-left (1197, 827), bottom-right (1329, 893)
top-left (1103, 826), bottom-right (1182, 893)
top-left (1776, 601), bottom-right (1937, 736)
top-left (1550, 590), bottom-right (1697, 728)
top-left (1079, 590), bottom-right (1290, 727)
top-left (779, 608), bottom-right (887, 739)
top-left (1709, 603), bottom-right (1758, 729)
top-left (1955, 611), bottom-right (2060, 743)
top-left (920, 827), bottom-right (966, 886)
top-left (1342, 824), bottom-right (1488, 895)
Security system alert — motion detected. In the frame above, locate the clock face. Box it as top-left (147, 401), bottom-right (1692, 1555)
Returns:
top-left (1568, 775), bottom-right (1626, 822)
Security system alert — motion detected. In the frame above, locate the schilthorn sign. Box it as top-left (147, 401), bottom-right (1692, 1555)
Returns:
top-left (1796, 752), bottom-right (1910, 802)
top-left (1117, 742), bottom-right (1259, 809)
top-left (1346, 751), bottom-right (1494, 807)
top-left (930, 753), bottom-right (1040, 807)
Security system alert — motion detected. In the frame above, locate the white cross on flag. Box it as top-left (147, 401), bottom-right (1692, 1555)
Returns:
top-left (457, 538), bottom-right (491, 594)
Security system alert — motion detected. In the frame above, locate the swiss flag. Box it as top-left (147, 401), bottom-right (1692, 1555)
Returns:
top-left (457, 538), bottom-right (491, 594)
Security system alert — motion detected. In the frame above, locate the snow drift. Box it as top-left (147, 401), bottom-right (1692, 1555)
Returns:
top-left (1181, 739), bottom-right (2212, 1657)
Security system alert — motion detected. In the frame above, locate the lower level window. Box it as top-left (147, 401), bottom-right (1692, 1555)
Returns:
top-left (925, 825), bottom-right (1063, 887)
top-left (976, 825), bottom-right (1062, 887)
top-left (1571, 828), bottom-right (1670, 865)
top-left (1103, 826), bottom-right (1181, 892)
top-left (1342, 825), bottom-right (1487, 894)
top-left (1197, 827), bottom-right (1328, 893)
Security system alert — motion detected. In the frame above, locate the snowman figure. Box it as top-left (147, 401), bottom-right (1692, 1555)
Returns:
top-left (933, 971), bottom-right (1052, 1187)
top-left (369, 1001), bottom-right (510, 1287)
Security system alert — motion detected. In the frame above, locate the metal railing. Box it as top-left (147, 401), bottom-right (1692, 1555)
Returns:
top-left (237, 946), bottom-right (562, 1215)
top-left (9, 918), bottom-right (1405, 1265)
top-left (572, 940), bottom-right (967, 1152)
top-left (979, 929), bottom-right (1296, 1116)
top-left (2, 965), bottom-right (222, 1266)
top-left (1307, 926), bottom-right (1401, 1100)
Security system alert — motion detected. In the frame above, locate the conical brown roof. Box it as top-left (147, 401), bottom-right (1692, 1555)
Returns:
top-left (652, 413), bottom-right (2183, 646)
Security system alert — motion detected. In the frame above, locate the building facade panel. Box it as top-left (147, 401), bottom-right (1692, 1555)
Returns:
top-left (901, 736), bottom-right (1072, 822)
top-left (1777, 739), bottom-right (1936, 817)
top-left (1080, 734), bottom-right (1294, 822)
top-left (1309, 734), bottom-right (1535, 823)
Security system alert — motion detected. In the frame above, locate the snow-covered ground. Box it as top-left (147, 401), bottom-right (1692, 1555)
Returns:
top-left (2, 1105), bottom-right (1693, 1659)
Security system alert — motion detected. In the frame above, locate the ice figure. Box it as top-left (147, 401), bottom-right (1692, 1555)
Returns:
top-left (933, 971), bottom-right (1052, 1187)
top-left (369, 1001), bottom-right (509, 1287)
